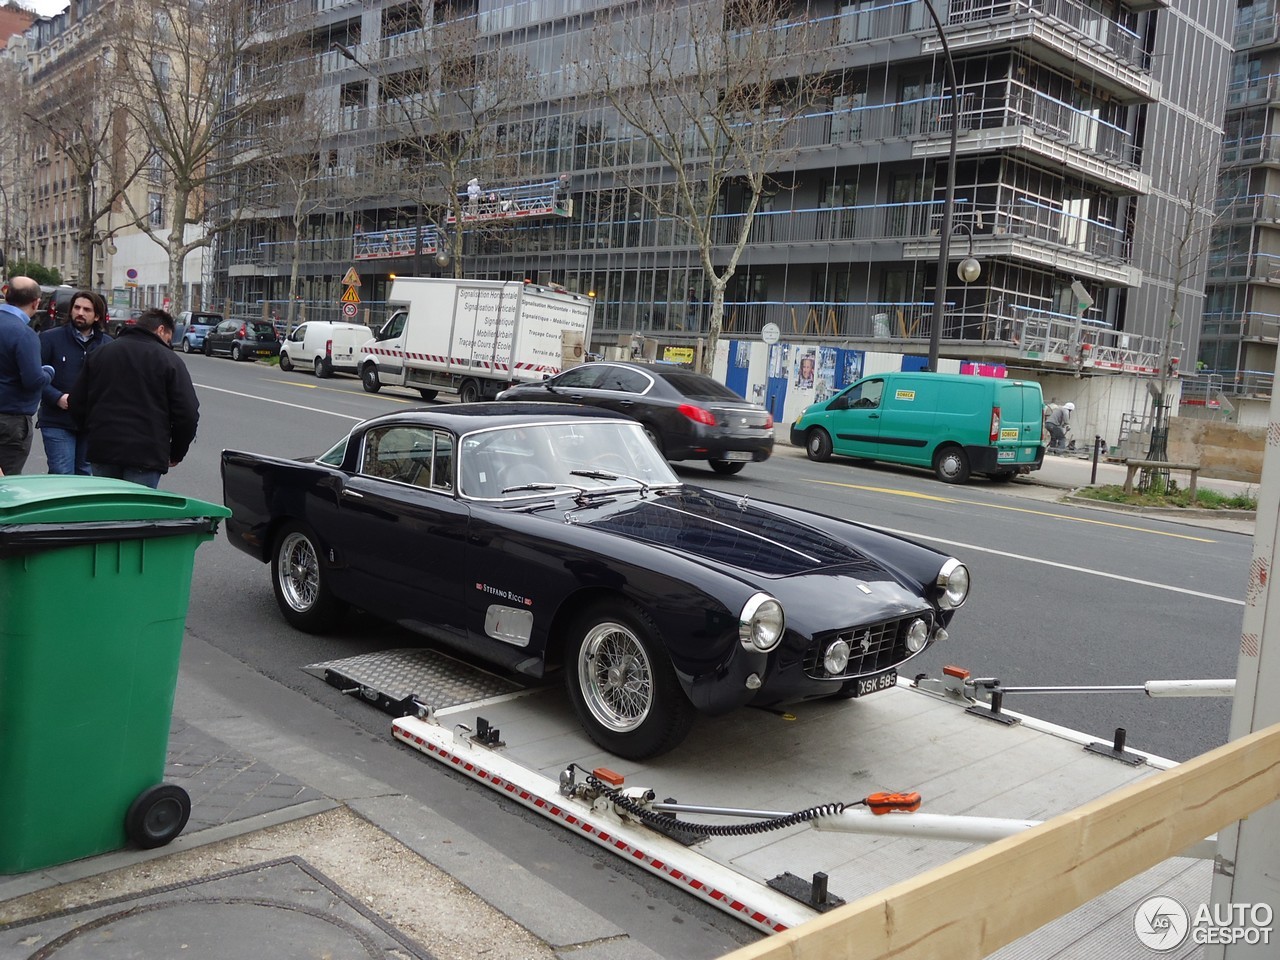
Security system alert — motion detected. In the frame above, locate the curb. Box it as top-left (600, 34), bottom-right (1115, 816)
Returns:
top-left (1061, 493), bottom-right (1256, 521)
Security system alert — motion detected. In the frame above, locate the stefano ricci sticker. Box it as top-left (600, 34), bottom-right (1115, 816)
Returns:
top-left (477, 582), bottom-right (533, 606)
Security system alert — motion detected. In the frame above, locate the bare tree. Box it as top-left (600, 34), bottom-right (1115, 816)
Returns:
top-left (20, 19), bottom-right (142, 287)
top-left (347, 7), bottom-right (540, 277)
top-left (243, 62), bottom-right (343, 328)
top-left (590, 0), bottom-right (829, 372)
top-left (112, 0), bottom-right (263, 315)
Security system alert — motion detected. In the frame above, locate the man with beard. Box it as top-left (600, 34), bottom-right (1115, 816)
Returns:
top-left (38, 290), bottom-right (113, 474)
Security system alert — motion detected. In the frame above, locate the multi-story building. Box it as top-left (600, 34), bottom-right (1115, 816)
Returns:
top-left (1201, 0), bottom-right (1280, 424)
top-left (8, 0), bottom-right (209, 310)
top-left (219, 1), bottom-right (1229, 412)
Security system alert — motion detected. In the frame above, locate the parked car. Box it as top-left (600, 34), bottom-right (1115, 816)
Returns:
top-left (109, 308), bottom-right (145, 338)
top-left (496, 361), bottom-right (774, 474)
top-left (278, 321), bottom-right (370, 378)
top-left (41, 285), bottom-right (77, 330)
top-left (220, 404), bottom-right (969, 759)
top-left (791, 371), bottom-right (1045, 484)
top-left (203, 317), bottom-right (281, 361)
top-left (173, 311), bottom-right (224, 353)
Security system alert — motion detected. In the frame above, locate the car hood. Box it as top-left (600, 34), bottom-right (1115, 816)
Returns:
top-left (576, 489), bottom-right (901, 581)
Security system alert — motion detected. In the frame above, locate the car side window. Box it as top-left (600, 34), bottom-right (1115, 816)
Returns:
top-left (847, 380), bottom-right (884, 410)
top-left (217, 320), bottom-right (238, 334)
top-left (289, 324), bottom-right (306, 342)
top-left (379, 312), bottom-right (407, 341)
top-left (599, 367), bottom-right (650, 393)
top-left (554, 366), bottom-right (604, 389)
top-left (361, 426), bottom-right (452, 491)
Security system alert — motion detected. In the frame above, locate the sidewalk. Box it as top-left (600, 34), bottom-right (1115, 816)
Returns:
top-left (0, 450), bottom-right (1254, 960)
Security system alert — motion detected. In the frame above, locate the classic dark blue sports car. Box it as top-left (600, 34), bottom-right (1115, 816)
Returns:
top-left (221, 403), bottom-right (970, 759)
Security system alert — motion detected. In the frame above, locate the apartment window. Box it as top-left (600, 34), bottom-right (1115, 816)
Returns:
top-left (152, 54), bottom-right (170, 90)
top-left (148, 192), bottom-right (165, 227)
top-left (148, 152), bottom-right (166, 184)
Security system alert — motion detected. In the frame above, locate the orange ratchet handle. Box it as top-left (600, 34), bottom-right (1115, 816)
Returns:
top-left (864, 791), bottom-right (922, 815)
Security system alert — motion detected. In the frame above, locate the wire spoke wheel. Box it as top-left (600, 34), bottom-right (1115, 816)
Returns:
top-left (578, 620), bottom-right (654, 733)
top-left (277, 531), bottom-right (320, 612)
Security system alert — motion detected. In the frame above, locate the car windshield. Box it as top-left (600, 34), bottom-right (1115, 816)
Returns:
top-left (458, 420), bottom-right (679, 500)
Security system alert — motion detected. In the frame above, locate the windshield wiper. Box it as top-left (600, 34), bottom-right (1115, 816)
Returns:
top-left (500, 481), bottom-right (585, 495)
top-left (570, 470), bottom-right (682, 498)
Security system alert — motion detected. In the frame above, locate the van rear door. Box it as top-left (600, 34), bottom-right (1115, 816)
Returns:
top-left (994, 381), bottom-right (1044, 466)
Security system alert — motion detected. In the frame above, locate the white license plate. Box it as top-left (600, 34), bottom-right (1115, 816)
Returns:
top-left (997, 449), bottom-right (1015, 461)
top-left (850, 669), bottom-right (897, 697)
top-left (723, 451), bottom-right (753, 461)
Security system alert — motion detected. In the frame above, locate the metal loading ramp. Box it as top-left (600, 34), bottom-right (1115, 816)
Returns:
top-left (304, 648), bottom-right (526, 715)
top-left (387, 680), bottom-right (1211, 955)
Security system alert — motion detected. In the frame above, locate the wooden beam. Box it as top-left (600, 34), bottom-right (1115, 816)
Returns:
top-left (721, 722), bottom-right (1280, 960)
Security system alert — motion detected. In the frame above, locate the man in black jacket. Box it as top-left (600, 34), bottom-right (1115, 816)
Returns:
top-left (39, 290), bottom-right (112, 474)
top-left (69, 307), bottom-right (199, 488)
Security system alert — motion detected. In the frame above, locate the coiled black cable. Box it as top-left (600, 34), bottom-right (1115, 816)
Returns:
top-left (580, 768), bottom-right (850, 838)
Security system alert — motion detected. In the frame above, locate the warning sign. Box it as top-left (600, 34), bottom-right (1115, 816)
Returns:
top-left (340, 267), bottom-right (362, 287)
top-left (341, 286), bottom-right (361, 304)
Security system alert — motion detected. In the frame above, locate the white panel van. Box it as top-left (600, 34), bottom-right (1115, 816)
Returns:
top-left (278, 321), bottom-right (370, 378)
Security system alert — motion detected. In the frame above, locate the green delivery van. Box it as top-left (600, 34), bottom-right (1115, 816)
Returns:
top-left (790, 371), bottom-right (1045, 484)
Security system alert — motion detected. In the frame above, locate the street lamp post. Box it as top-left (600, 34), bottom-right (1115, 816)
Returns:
top-left (921, 0), bottom-right (960, 372)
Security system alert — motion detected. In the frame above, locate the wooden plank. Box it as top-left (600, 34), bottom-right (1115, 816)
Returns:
top-left (720, 722), bottom-right (1280, 960)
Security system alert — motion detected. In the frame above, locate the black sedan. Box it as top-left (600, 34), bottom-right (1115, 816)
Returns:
top-left (221, 404), bottom-right (969, 759)
top-left (497, 361), bottom-right (774, 474)
top-left (203, 318), bottom-right (281, 361)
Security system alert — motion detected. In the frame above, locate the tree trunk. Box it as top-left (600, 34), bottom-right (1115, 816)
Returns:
top-left (166, 188), bottom-right (191, 316)
top-left (77, 170), bottom-right (95, 287)
top-left (702, 281), bottom-right (728, 376)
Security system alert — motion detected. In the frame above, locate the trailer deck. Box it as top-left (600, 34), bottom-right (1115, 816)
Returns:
top-left (307, 648), bottom-right (1210, 957)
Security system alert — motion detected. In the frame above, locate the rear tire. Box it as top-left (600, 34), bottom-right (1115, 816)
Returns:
top-left (271, 521), bottom-right (346, 633)
top-left (988, 470), bottom-right (1017, 483)
top-left (459, 379), bottom-right (481, 404)
top-left (806, 428), bottom-right (833, 462)
top-left (314, 357), bottom-right (331, 379)
top-left (709, 459), bottom-right (746, 475)
top-left (203, 340), bottom-right (213, 357)
top-left (361, 364), bottom-right (381, 393)
top-left (278, 351), bottom-right (293, 372)
top-left (565, 601), bottom-right (694, 760)
top-left (642, 425), bottom-right (664, 457)
top-left (181, 338), bottom-right (192, 354)
top-left (933, 445), bottom-right (971, 484)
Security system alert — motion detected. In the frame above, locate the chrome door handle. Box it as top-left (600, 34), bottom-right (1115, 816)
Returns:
top-left (341, 489), bottom-right (364, 499)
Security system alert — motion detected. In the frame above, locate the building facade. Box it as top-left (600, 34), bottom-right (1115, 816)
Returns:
top-left (1200, 0), bottom-right (1280, 422)
top-left (218, 0), bottom-right (1229, 392)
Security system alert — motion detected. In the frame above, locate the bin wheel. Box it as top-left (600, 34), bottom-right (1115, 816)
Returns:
top-left (125, 784), bottom-right (191, 849)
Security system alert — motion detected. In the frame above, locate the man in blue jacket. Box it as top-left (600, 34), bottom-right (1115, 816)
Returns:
top-left (39, 290), bottom-right (112, 474)
top-left (0, 276), bottom-right (53, 475)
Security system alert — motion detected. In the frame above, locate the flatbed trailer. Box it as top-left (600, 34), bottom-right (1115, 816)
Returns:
top-left (309, 648), bottom-right (1217, 956)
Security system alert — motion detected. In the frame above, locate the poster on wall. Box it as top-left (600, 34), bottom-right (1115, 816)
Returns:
top-left (768, 343), bottom-right (790, 379)
top-left (842, 350), bottom-right (865, 387)
top-left (815, 347), bottom-right (838, 402)
top-left (794, 348), bottom-right (816, 389)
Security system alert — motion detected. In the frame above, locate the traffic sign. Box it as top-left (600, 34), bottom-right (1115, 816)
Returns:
top-left (341, 302), bottom-right (358, 318)
top-left (340, 286), bottom-right (361, 304)
top-left (340, 267), bottom-right (362, 287)
top-left (761, 322), bottom-right (780, 345)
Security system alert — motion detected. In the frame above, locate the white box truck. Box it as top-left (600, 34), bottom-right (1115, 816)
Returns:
top-left (359, 278), bottom-right (596, 402)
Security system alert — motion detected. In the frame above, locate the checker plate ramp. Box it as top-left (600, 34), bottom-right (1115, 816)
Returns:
top-left (305, 648), bottom-right (523, 716)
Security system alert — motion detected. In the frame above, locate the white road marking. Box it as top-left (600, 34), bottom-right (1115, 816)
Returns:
top-left (197, 383), bottom-right (365, 420)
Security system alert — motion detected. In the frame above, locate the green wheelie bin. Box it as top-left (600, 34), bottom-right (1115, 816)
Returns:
top-left (0, 475), bottom-right (230, 874)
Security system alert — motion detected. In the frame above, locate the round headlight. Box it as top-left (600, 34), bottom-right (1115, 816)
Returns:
top-left (823, 639), bottom-right (850, 675)
top-left (739, 593), bottom-right (785, 651)
top-left (937, 558), bottom-right (970, 609)
top-left (904, 618), bottom-right (929, 653)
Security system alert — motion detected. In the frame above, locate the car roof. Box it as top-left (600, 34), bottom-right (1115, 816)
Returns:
top-left (360, 402), bottom-right (630, 435)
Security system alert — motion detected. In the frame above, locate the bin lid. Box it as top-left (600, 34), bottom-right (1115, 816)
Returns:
top-left (0, 475), bottom-right (230, 525)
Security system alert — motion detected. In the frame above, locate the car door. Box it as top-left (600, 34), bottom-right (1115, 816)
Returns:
top-left (284, 323), bottom-right (308, 364)
top-left (207, 319), bottom-right (235, 355)
top-left (585, 365), bottom-right (653, 420)
top-left (539, 364), bottom-right (606, 402)
top-left (334, 424), bottom-right (469, 642)
top-left (827, 377), bottom-right (885, 458)
top-left (370, 311), bottom-right (408, 380)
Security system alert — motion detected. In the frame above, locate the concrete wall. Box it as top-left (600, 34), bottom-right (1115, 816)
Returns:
top-left (1167, 417), bottom-right (1265, 483)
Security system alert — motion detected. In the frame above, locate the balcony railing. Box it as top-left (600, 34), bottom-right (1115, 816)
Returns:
top-left (1221, 135), bottom-right (1280, 165)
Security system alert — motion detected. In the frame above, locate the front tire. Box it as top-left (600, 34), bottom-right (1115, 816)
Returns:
top-left (314, 357), bottom-right (330, 379)
top-left (278, 351), bottom-right (293, 372)
top-left (271, 521), bottom-right (346, 633)
top-left (934, 445), bottom-right (971, 484)
top-left (361, 364), bottom-right (381, 393)
top-left (806, 427), bottom-right (833, 462)
top-left (231, 344), bottom-right (243, 362)
top-left (418, 388), bottom-right (438, 401)
top-left (709, 459), bottom-right (746, 475)
top-left (565, 601), bottom-right (695, 760)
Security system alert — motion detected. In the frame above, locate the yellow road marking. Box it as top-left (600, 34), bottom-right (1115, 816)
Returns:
top-left (802, 478), bottom-right (1216, 543)
top-left (276, 379), bottom-right (414, 403)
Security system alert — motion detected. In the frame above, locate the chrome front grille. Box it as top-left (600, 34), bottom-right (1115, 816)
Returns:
top-left (804, 615), bottom-right (931, 680)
